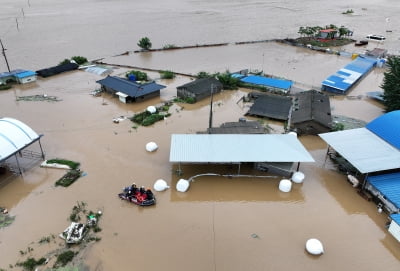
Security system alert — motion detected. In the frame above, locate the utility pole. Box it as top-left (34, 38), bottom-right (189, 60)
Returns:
top-left (208, 84), bottom-right (214, 133)
top-left (0, 38), bottom-right (11, 72)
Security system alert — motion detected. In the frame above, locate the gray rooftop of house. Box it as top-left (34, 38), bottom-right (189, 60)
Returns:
top-left (199, 120), bottom-right (266, 134)
top-left (169, 134), bottom-right (314, 163)
top-left (291, 90), bottom-right (332, 127)
top-left (246, 94), bottom-right (292, 120)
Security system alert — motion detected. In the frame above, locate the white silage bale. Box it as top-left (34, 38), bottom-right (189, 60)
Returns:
top-left (279, 179), bottom-right (292, 192)
top-left (305, 238), bottom-right (324, 255)
top-left (145, 142), bottom-right (158, 152)
top-left (154, 179), bottom-right (169, 192)
top-left (292, 171), bottom-right (305, 184)
top-left (176, 179), bottom-right (190, 192)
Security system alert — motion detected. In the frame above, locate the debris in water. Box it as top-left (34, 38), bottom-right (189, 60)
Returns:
top-left (16, 94), bottom-right (62, 102)
top-left (251, 233), bottom-right (259, 239)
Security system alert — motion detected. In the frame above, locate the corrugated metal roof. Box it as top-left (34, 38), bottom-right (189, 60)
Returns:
top-left (169, 134), bottom-right (314, 163)
top-left (246, 95), bottom-right (292, 120)
top-left (367, 173), bottom-right (400, 210)
top-left (14, 71), bottom-right (36, 78)
top-left (240, 75), bottom-right (292, 91)
top-left (0, 118), bottom-right (40, 162)
top-left (366, 110), bottom-right (400, 150)
top-left (390, 213), bottom-right (400, 225)
top-left (322, 56), bottom-right (377, 93)
top-left (319, 128), bottom-right (400, 173)
top-left (96, 76), bottom-right (166, 98)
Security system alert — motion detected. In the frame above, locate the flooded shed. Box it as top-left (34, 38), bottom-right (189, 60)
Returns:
top-left (176, 77), bottom-right (223, 102)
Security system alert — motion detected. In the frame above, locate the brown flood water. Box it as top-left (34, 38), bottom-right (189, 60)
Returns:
top-left (1, 0), bottom-right (400, 270)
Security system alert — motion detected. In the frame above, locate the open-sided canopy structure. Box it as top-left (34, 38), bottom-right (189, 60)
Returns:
top-left (319, 111), bottom-right (400, 174)
top-left (0, 118), bottom-right (44, 172)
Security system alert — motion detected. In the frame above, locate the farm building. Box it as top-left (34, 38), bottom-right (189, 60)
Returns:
top-left (96, 75), bottom-right (166, 103)
top-left (319, 110), bottom-right (400, 240)
top-left (36, 62), bottom-right (79, 78)
top-left (290, 90), bottom-right (332, 135)
top-left (321, 56), bottom-right (377, 94)
top-left (0, 69), bottom-right (37, 85)
top-left (239, 75), bottom-right (292, 94)
top-left (169, 133), bottom-right (314, 177)
top-left (176, 78), bottom-right (223, 102)
top-left (246, 93), bottom-right (292, 121)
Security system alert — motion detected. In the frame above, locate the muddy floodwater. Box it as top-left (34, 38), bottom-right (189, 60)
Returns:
top-left (1, 0), bottom-right (400, 270)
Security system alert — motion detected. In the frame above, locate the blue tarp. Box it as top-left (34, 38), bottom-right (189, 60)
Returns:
top-left (367, 172), bottom-right (400, 210)
top-left (366, 110), bottom-right (400, 150)
top-left (240, 75), bottom-right (292, 91)
top-left (321, 56), bottom-right (377, 93)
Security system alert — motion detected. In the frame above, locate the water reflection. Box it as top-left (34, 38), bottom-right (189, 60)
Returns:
top-left (169, 164), bottom-right (305, 203)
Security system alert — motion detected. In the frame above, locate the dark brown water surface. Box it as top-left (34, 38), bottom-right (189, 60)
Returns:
top-left (1, 0), bottom-right (399, 270)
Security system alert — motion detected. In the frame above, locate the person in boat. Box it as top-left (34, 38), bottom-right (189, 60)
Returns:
top-left (136, 188), bottom-right (147, 203)
top-left (126, 183), bottom-right (138, 200)
top-left (145, 188), bottom-right (154, 200)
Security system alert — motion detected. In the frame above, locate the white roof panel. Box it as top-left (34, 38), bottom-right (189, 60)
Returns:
top-left (319, 128), bottom-right (400, 173)
top-left (169, 134), bottom-right (314, 163)
top-left (0, 118), bottom-right (40, 160)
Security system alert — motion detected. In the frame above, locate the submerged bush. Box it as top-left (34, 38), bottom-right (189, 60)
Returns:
top-left (17, 257), bottom-right (46, 271)
top-left (126, 70), bottom-right (148, 81)
top-left (54, 250), bottom-right (76, 268)
top-left (159, 70), bottom-right (175, 79)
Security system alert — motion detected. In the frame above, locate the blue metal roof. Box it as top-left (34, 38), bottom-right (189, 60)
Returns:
top-left (240, 75), bottom-right (292, 90)
top-left (0, 69), bottom-right (29, 79)
top-left (15, 71), bottom-right (36, 78)
top-left (390, 213), bottom-right (400, 224)
top-left (367, 172), bottom-right (400, 210)
top-left (96, 76), bottom-right (166, 98)
top-left (322, 56), bottom-right (377, 93)
top-left (366, 111), bottom-right (400, 150)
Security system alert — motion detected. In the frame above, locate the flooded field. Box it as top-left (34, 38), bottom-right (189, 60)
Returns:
top-left (1, 0), bottom-right (399, 270)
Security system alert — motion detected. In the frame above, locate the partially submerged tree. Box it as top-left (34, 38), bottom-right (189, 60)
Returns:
top-left (382, 56), bottom-right (400, 112)
top-left (71, 56), bottom-right (88, 65)
top-left (137, 37), bottom-right (152, 50)
top-left (126, 70), bottom-right (148, 81)
top-left (216, 70), bottom-right (239, 90)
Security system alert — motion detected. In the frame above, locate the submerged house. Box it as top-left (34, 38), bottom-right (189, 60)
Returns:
top-left (290, 90), bottom-right (332, 135)
top-left (96, 75), bottom-right (166, 103)
top-left (0, 69), bottom-right (37, 85)
top-left (36, 62), bottom-right (79, 78)
top-left (176, 78), bottom-right (223, 102)
top-left (246, 93), bottom-right (292, 121)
